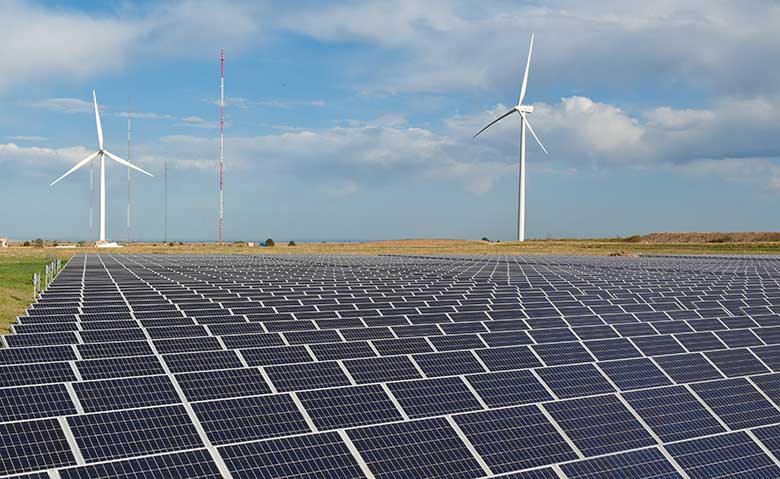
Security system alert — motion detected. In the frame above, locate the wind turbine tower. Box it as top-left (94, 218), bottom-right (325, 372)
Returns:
top-left (474, 34), bottom-right (547, 242)
top-left (219, 49), bottom-right (225, 244)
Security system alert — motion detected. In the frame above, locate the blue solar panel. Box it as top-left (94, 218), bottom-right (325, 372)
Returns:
top-left (623, 385), bottom-right (726, 442)
top-left (466, 370), bottom-right (553, 407)
top-left (67, 405), bottom-right (203, 462)
top-left (388, 377), bottom-right (483, 418)
top-left (666, 432), bottom-right (780, 479)
top-left (691, 378), bottom-right (780, 429)
top-left (561, 447), bottom-right (683, 479)
top-left (544, 394), bottom-right (656, 456)
top-left (598, 358), bottom-right (673, 390)
top-left (0, 418), bottom-right (76, 475)
top-left (192, 394), bottom-right (310, 445)
top-left (453, 405), bottom-right (578, 473)
top-left (73, 375), bottom-right (181, 412)
top-left (0, 383), bottom-right (77, 422)
top-left (653, 353), bottom-right (724, 383)
top-left (58, 449), bottom-right (223, 479)
top-left (474, 345), bottom-right (541, 371)
top-left (347, 417), bottom-right (485, 479)
top-left (174, 368), bottom-right (272, 402)
top-left (266, 361), bottom-right (352, 392)
top-left (535, 363), bottom-right (615, 399)
top-left (218, 432), bottom-right (365, 479)
top-left (413, 350), bottom-right (486, 376)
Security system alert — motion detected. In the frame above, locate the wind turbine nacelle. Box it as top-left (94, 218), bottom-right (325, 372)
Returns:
top-left (517, 105), bottom-right (534, 113)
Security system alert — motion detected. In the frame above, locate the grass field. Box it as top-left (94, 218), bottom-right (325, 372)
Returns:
top-left (3, 236), bottom-right (780, 333)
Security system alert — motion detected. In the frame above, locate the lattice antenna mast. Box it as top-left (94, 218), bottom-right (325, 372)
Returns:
top-left (127, 96), bottom-right (131, 243)
top-left (219, 49), bottom-right (225, 243)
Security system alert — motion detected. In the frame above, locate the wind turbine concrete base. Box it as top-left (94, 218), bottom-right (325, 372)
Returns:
top-left (95, 242), bottom-right (123, 248)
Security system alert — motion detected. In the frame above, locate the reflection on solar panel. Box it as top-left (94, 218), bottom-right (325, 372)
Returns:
top-left (10, 252), bottom-right (780, 477)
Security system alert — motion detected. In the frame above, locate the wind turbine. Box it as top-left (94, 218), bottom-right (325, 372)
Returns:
top-left (474, 34), bottom-right (547, 242)
top-left (51, 91), bottom-right (153, 246)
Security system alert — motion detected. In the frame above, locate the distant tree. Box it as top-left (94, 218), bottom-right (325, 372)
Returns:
top-left (77, 241), bottom-right (85, 247)
top-left (481, 237), bottom-right (490, 242)
top-left (33, 238), bottom-right (44, 248)
top-left (265, 238), bottom-right (275, 247)
top-left (178, 242), bottom-right (184, 245)
top-left (288, 240), bottom-right (296, 246)
top-left (23, 241), bottom-right (30, 247)
top-left (52, 242), bottom-right (59, 247)
top-left (168, 242), bottom-right (175, 247)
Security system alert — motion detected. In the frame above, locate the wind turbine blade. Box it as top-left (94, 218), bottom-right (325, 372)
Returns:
top-left (518, 34), bottom-right (534, 105)
top-left (473, 108), bottom-right (517, 138)
top-left (520, 112), bottom-right (548, 155)
top-left (93, 90), bottom-right (104, 150)
top-left (104, 150), bottom-right (154, 177)
top-left (51, 151), bottom-right (100, 186)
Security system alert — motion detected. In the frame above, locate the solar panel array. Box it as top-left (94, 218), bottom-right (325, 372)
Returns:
top-left (6, 253), bottom-right (780, 477)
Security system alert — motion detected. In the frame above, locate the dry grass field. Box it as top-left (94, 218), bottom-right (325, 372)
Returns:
top-left (3, 234), bottom-right (780, 333)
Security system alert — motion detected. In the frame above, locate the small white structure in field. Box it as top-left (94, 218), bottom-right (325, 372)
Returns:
top-left (0, 238), bottom-right (7, 248)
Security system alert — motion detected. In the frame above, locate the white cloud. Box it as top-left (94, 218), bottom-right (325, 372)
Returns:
top-left (30, 98), bottom-right (94, 114)
top-left (114, 111), bottom-right (175, 120)
top-left (0, 0), bottom-right (267, 93)
top-left (207, 96), bottom-right (327, 109)
top-left (284, 0), bottom-right (780, 95)
top-left (0, 143), bottom-right (91, 167)
top-left (7, 135), bottom-right (48, 141)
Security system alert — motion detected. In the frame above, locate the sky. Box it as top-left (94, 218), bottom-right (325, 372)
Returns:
top-left (1, 0), bottom-right (779, 242)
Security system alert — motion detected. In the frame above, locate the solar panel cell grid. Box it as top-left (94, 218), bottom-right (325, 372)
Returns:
top-left (17, 253), bottom-right (780, 478)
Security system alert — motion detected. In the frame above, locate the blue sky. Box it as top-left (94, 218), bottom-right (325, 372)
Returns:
top-left (1, 0), bottom-right (779, 242)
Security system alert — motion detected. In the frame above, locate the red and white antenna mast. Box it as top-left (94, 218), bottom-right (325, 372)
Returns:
top-left (127, 96), bottom-right (132, 243)
top-left (219, 49), bottom-right (225, 244)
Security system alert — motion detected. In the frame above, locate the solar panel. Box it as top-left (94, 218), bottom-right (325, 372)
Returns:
top-left (466, 370), bottom-right (553, 407)
top-left (67, 405), bottom-right (204, 461)
top-left (665, 431), bottom-right (780, 479)
top-left (57, 449), bottom-right (223, 479)
top-left (342, 355), bottom-right (422, 383)
top-left (175, 367), bottom-right (272, 402)
top-left (297, 384), bottom-right (403, 429)
top-left (0, 383), bottom-right (77, 422)
top-left (597, 358), bottom-right (673, 390)
top-left (346, 417), bottom-right (486, 478)
top-left (453, 405), bottom-right (578, 473)
top-left (265, 361), bottom-right (351, 391)
top-left (544, 394), bottom-right (656, 456)
top-left (387, 376), bottom-right (483, 418)
top-left (191, 394), bottom-right (310, 445)
top-left (218, 432), bottom-right (365, 479)
top-left (690, 378), bottom-right (780, 429)
top-left (623, 385), bottom-right (726, 442)
top-left (72, 375), bottom-right (181, 412)
top-left (16, 252), bottom-right (780, 477)
top-left (0, 418), bottom-right (76, 475)
top-left (560, 447), bottom-right (683, 479)
top-left (535, 364), bottom-right (615, 399)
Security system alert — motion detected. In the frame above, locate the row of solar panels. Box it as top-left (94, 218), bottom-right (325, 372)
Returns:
top-left (6, 374), bottom-right (780, 477)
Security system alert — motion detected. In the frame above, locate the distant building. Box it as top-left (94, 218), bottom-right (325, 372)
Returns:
top-left (0, 238), bottom-right (7, 248)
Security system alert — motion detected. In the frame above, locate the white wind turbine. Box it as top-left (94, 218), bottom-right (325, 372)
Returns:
top-left (474, 34), bottom-right (547, 242)
top-left (51, 91), bottom-right (153, 246)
